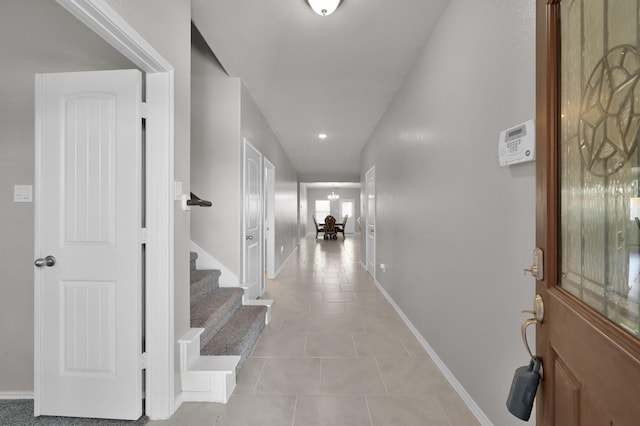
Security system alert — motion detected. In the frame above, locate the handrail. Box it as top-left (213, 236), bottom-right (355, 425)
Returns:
top-left (187, 192), bottom-right (212, 207)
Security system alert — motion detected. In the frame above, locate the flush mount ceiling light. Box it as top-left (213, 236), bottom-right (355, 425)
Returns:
top-left (318, 133), bottom-right (328, 140)
top-left (306, 0), bottom-right (342, 16)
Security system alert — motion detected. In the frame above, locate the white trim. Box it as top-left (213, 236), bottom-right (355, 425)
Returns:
top-left (53, 0), bottom-right (175, 420)
top-left (33, 75), bottom-right (43, 416)
top-left (264, 158), bottom-right (276, 280)
top-left (372, 279), bottom-right (492, 426)
top-left (0, 392), bottom-right (34, 400)
top-left (274, 245), bottom-right (299, 278)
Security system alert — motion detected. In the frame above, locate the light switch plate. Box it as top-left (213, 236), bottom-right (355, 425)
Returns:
top-left (14, 185), bottom-right (32, 202)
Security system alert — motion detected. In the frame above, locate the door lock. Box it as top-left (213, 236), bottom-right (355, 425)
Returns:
top-left (523, 247), bottom-right (544, 281)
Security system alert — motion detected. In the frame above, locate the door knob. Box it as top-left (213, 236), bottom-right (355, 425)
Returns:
top-left (246, 235), bottom-right (254, 240)
top-left (34, 255), bottom-right (56, 268)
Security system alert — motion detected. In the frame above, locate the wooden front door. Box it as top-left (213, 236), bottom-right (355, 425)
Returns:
top-left (536, 1), bottom-right (640, 424)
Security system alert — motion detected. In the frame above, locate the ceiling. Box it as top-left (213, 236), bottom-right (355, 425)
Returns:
top-left (192, 0), bottom-right (451, 182)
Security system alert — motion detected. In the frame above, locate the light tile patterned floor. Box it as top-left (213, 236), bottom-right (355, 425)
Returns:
top-left (150, 235), bottom-right (479, 426)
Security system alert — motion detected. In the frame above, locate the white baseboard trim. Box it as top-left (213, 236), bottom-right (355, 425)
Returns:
top-left (190, 240), bottom-right (239, 286)
top-left (274, 245), bottom-right (299, 278)
top-left (373, 279), bottom-right (493, 426)
top-left (0, 391), bottom-right (34, 399)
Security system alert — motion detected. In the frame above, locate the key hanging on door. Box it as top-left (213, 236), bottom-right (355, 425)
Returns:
top-left (506, 355), bottom-right (542, 421)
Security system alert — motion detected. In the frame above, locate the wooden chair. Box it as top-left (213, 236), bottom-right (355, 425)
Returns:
top-left (335, 215), bottom-right (348, 239)
top-left (324, 215), bottom-right (337, 240)
top-left (312, 215), bottom-right (325, 239)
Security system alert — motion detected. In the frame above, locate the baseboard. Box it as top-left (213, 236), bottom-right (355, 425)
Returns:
top-left (274, 245), bottom-right (299, 278)
top-left (373, 279), bottom-right (493, 426)
top-left (0, 391), bottom-right (34, 399)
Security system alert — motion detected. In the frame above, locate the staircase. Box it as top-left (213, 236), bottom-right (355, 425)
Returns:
top-left (178, 252), bottom-right (271, 403)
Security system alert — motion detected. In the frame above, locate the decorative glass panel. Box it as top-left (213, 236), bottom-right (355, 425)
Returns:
top-left (560, 0), bottom-right (640, 338)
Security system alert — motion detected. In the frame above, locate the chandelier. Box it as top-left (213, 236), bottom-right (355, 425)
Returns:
top-left (327, 191), bottom-right (340, 201)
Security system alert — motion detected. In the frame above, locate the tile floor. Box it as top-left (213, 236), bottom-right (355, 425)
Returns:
top-left (150, 235), bottom-right (479, 426)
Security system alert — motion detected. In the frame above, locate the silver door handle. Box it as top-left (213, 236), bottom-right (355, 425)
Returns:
top-left (34, 255), bottom-right (56, 267)
top-left (246, 235), bottom-right (254, 240)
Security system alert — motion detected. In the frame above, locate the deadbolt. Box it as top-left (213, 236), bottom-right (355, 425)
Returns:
top-left (523, 248), bottom-right (544, 281)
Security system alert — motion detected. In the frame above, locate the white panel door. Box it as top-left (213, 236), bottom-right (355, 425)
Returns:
top-left (366, 167), bottom-right (376, 278)
top-left (244, 140), bottom-right (262, 300)
top-left (34, 70), bottom-right (143, 420)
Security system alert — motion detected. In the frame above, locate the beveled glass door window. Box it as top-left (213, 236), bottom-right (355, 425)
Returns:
top-left (560, 0), bottom-right (640, 338)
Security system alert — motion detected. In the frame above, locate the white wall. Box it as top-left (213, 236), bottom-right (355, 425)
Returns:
top-left (306, 188), bottom-right (361, 235)
top-left (0, 0), bottom-right (136, 394)
top-left (360, 0), bottom-right (536, 424)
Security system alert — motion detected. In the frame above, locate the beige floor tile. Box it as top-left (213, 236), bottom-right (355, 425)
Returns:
top-left (397, 332), bottom-right (429, 358)
top-left (377, 358), bottom-right (455, 396)
top-left (321, 358), bottom-right (387, 395)
top-left (367, 395), bottom-right (450, 426)
top-left (251, 330), bottom-right (307, 357)
top-left (293, 396), bottom-right (371, 426)
top-left (219, 395), bottom-right (296, 426)
top-left (353, 331), bottom-right (411, 358)
top-left (154, 236), bottom-right (480, 425)
top-left (310, 301), bottom-right (346, 315)
top-left (436, 394), bottom-right (481, 425)
top-left (233, 358), bottom-right (265, 394)
top-left (255, 358), bottom-right (322, 395)
top-left (323, 292), bottom-right (355, 303)
top-left (305, 333), bottom-right (357, 357)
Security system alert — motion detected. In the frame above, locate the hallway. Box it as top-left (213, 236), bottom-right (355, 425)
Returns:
top-left (152, 235), bottom-right (478, 425)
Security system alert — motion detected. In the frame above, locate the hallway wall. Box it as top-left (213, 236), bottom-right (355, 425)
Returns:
top-left (360, 0), bottom-right (536, 424)
top-left (191, 25), bottom-right (300, 280)
top-left (0, 0), bottom-right (136, 393)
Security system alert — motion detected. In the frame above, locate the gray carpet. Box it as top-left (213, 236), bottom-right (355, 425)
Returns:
top-left (0, 400), bottom-right (148, 426)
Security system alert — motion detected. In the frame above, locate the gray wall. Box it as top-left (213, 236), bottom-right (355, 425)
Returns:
top-left (306, 188), bottom-right (361, 235)
top-left (360, 0), bottom-right (536, 424)
top-left (241, 86), bottom-right (300, 269)
top-left (191, 26), bottom-right (299, 279)
top-left (0, 0), bottom-right (136, 393)
top-left (0, 0), bottom-right (191, 397)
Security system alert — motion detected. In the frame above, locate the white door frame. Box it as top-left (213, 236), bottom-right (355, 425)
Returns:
top-left (264, 158), bottom-right (276, 281)
top-left (54, 0), bottom-right (175, 420)
top-left (365, 166), bottom-right (376, 279)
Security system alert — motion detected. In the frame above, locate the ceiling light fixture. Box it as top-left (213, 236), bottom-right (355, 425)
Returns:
top-left (327, 191), bottom-right (340, 201)
top-left (306, 0), bottom-right (342, 16)
top-left (318, 133), bottom-right (328, 140)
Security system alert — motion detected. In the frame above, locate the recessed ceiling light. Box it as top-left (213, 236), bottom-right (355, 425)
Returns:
top-left (318, 133), bottom-right (328, 140)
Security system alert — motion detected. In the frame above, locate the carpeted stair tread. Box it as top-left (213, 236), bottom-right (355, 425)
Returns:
top-left (191, 287), bottom-right (244, 348)
top-left (202, 305), bottom-right (267, 367)
top-left (190, 269), bottom-right (221, 300)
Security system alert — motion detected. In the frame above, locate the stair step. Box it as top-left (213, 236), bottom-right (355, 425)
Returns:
top-left (191, 287), bottom-right (244, 348)
top-left (190, 269), bottom-right (221, 301)
top-left (202, 305), bottom-right (267, 367)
